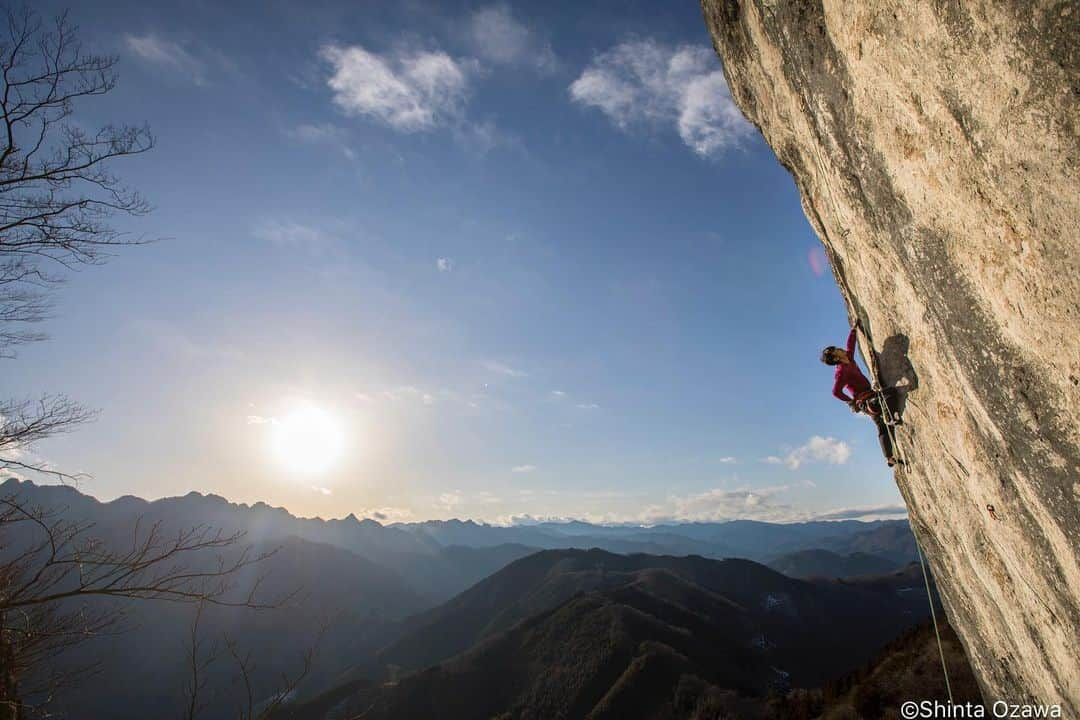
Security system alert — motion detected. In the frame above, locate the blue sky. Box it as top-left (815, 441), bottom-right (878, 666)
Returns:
top-left (3, 0), bottom-right (906, 524)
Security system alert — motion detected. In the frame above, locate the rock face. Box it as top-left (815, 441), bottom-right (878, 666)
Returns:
top-left (700, 0), bottom-right (1078, 710)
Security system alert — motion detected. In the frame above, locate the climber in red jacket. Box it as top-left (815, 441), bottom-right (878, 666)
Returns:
top-left (821, 319), bottom-right (903, 466)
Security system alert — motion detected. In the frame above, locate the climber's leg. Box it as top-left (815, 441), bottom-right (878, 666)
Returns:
top-left (874, 414), bottom-right (896, 465)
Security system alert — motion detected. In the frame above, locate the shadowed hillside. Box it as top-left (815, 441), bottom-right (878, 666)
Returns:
top-left (315, 550), bottom-right (945, 719)
top-left (382, 549), bottom-right (931, 679)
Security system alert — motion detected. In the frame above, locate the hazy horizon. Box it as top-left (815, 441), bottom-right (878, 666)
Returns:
top-left (1, 476), bottom-right (908, 526)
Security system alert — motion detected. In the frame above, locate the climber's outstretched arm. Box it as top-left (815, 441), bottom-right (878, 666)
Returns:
top-left (833, 376), bottom-right (852, 403)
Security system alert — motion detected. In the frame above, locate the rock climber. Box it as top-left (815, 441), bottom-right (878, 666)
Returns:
top-left (820, 318), bottom-right (903, 467)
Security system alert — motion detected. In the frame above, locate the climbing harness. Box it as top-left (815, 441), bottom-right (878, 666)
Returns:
top-left (986, 504), bottom-right (1000, 521)
top-left (852, 389), bottom-right (879, 416)
top-left (915, 536), bottom-right (954, 704)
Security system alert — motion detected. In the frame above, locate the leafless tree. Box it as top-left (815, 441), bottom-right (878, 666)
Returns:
top-left (0, 4), bottom-right (153, 479)
top-left (182, 606), bottom-right (326, 720)
top-left (0, 11), bottom-right (280, 717)
top-left (0, 493), bottom-right (285, 718)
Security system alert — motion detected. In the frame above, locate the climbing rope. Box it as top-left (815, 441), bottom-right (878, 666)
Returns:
top-left (857, 321), bottom-right (951, 699)
top-left (915, 535), bottom-right (954, 704)
top-left (876, 384), bottom-right (911, 473)
top-left (813, 143), bottom-right (951, 699)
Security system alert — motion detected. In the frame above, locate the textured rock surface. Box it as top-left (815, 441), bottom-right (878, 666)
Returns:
top-left (700, 0), bottom-right (1078, 710)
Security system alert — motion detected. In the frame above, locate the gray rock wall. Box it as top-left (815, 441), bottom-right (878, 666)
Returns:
top-left (700, 0), bottom-right (1078, 710)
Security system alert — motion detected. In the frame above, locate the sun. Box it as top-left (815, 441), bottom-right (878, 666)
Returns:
top-left (269, 406), bottom-right (345, 475)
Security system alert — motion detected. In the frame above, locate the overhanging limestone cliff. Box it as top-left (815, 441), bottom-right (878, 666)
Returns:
top-left (700, 0), bottom-right (1078, 709)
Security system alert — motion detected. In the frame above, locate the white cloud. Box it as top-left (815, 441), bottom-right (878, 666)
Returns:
top-left (381, 386), bottom-right (435, 405)
top-left (811, 504), bottom-right (908, 521)
top-left (321, 44), bottom-right (470, 132)
top-left (437, 257), bottom-right (455, 272)
top-left (569, 40), bottom-right (752, 156)
top-left (245, 415), bottom-right (272, 425)
top-left (125, 33), bottom-right (206, 84)
top-left (359, 506), bottom-right (415, 523)
top-left (550, 390), bottom-right (567, 398)
top-left (311, 485), bottom-right (332, 495)
top-left (469, 4), bottom-right (557, 72)
top-left (764, 456), bottom-right (783, 465)
top-left (476, 491), bottom-right (503, 505)
top-left (251, 220), bottom-right (339, 252)
top-left (576, 403), bottom-right (599, 410)
top-left (438, 491), bottom-right (463, 509)
top-left (452, 119), bottom-right (521, 155)
top-left (641, 484), bottom-right (800, 523)
top-left (483, 360), bottom-right (527, 378)
top-left (782, 436), bottom-right (852, 469)
top-left (718, 456), bottom-right (737, 464)
top-left (511, 464), bottom-right (536, 473)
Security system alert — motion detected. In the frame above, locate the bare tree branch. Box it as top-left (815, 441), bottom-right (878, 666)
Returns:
top-left (0, 6), bottom-right (154, 362)
top-left (0, 492), bottom-right (287, 718)
top-left (184, 616), bottom-right (326, 720)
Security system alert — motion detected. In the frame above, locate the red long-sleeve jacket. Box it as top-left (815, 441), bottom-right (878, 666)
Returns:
top-left (833, 328), bottom-right (872, 402)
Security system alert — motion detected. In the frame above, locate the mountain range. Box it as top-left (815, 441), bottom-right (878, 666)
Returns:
top-left (0, 478), bottom-right (938, 719)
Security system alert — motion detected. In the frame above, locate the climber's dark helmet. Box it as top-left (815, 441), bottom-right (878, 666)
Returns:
top-left (821, 346), bottom-right (844, 365)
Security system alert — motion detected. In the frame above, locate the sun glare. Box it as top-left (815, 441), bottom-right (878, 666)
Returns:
top-left (270, 406), bottom-right (345, 475)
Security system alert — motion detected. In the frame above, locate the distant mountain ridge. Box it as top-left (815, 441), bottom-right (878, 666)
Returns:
top-left (1, 478), bottom-right (918, 597)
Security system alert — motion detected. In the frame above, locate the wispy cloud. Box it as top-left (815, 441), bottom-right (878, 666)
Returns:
top-left (124, 33), bottom-right (207, 85)
top-left (476, 490), bottom-right (503, 505)
top-left (451, 119), bottom-right (521, 155)
top-left (780, 436), bottom-right (852, 469)
top-left (483, 360), bottom-right (527, 378)
top-left (549, 389), bottom-right (599, 410)
top-left (357, 506), bottom-right (415, 523)
top-left (811, 504), bottom-right (908, 521)
top-left (640, 483), bottom-right (799, 523)
top-left (468, 4), bottom-right (557, 73)
top-left (286, 123), bottom-right (356, 160)
top-left (511, 464), bottom-right (536, 473)
top-left (438, 491), bottom-right (463, 509)
top-left (321, 43), bottom-right (471, 132)
top-left (718, 456), bottom-right (737, 464)
top-left (437, 257), bottom-right (455, 272)
top-left (380, 386), bottom-right (436, 405)
top-left (251, 219), bottom-right (341, 254)
top-left (569, 40), bottom-right (752, 157)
